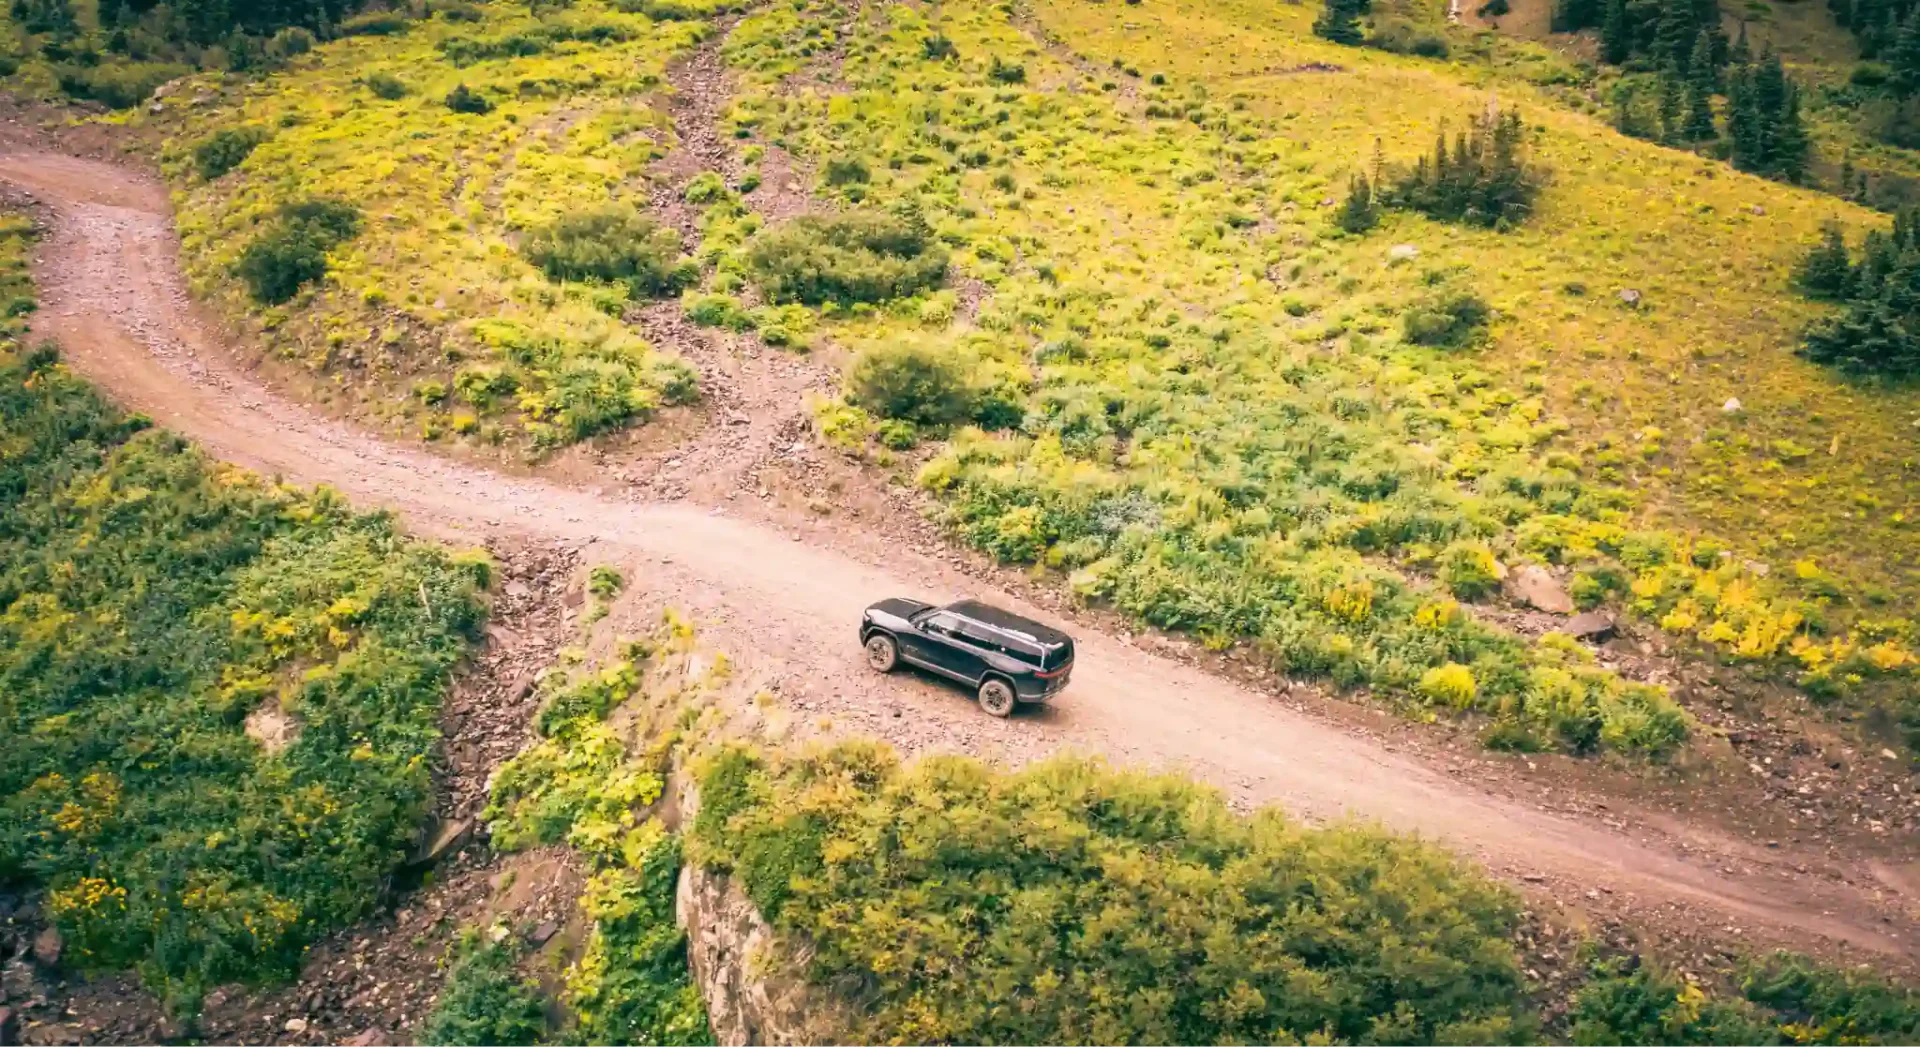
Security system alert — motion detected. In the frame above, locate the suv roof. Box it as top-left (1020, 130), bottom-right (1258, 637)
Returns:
top-left (946, 599), bottom-right (1072, 649)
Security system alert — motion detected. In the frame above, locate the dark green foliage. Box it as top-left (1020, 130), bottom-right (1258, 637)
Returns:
top-left (694, 743), bottom-right (1536, 1046)
top-left (234, 197), bottom-right (362, 305)
top-left (419, 934), bottom-right (547, 1046)
top-left (1382, 106), bottom-right (1547, 229)
top-left (845, 342), bottom-right (978, 427)
top-left (362, 71), bottom-right (409, 99)
top-left (822, 156), bottom-right (869, 187)
top-left (1314, 0), bottom-right (1366, 45)
top-left (1568, 952), bottom-right (1920, 1045)
top-left (986, 55), bottom-right (1025, 83)
top-left (1796, 223), bottom-right (1855, 299)
top-left (1600, 0), bottom-right (1631, 64)
top-left (338, 10), bottom-right (411, 35)
top-left (1681, 32), bottom-right (1719, 141)
top-left (1338, 172), bottom-right (1379, 233)
top-left (1793, 210), bottom-right (1920, 375)
top-left (1403, 292), bottom-right (1493, 347)
top-left (0, 349), bottom-right (488, 1009)
top-left (1568, 0), bottom-right (1727, 70)
top-left (53, 61), bottom-right (191, 108)
top-left (745, 212), bottom-right (948, 306)
top-left (922, 33), bottom-right (956, 59)
top-left (1727, 51), bottom-right (1810, 183)
top-left (192, 127), bottom-right (267, 180)
top-left (520, 205), bottom-right (694, 298)
top-left (444, 82), bottom-right (493, 114)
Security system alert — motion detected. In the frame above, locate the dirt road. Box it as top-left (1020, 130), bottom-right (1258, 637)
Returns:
top-left (3, 150), bottom-right (1915, 959)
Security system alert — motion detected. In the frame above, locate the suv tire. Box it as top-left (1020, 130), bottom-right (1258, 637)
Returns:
top-left (978, 677), bottom-right (1016, 717)
top-left (865, 633), bottom-right (899, 673)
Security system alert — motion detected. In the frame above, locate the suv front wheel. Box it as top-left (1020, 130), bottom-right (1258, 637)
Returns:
top-left (865, 633), bottom-right (899, 673)
top-left (977, 677), bottom-right (1016, 717)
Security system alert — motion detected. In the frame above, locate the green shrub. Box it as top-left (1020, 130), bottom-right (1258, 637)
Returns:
top-left (922, 33), bottom-right (956, 59)
top-left (0, 348), bottom-right (488, 1010)
top-left (845, 342), bottom-right (977, 428)
top-left (1440, 539), bottom-right (1503, 600)
top-left (686, 292), bottom-right (752, 330)
top-left (193, 127), bottom-right (267, 180)
top-left (987, 55), bottom-right (1025, 83)
top-left (266, 26), bottom-right (315, 56)
top-left (234, 197), bottom-right (362, 305)
top-left (362, 71), bottom-right (409, 99)
top-left (875, 418), bottom-right (919, 449)
top-left (684, 171), bottom-right (729, 204)
top-left (694, 743), bottom-right (1535, 1045)
top-left (823, 156), bottom-right (869, 186)
top-left (419, 933), bottom-right (547, 1046)
top-left (339, 10), bottom-right (411, 35)
top-left (1404, 292), bottom-right (1492, 347)
top-left (444, 82), bottom-right (493, 114)
top-left (54, 61), bottom-right (190, 108)
top-left (745, 212), bottom-right (948, 306)
top-left (521, 206), bottom-right (694, 298)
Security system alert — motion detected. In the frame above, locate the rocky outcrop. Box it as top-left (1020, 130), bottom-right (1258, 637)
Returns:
top-left (675, 863), bottom-right (845, 1047)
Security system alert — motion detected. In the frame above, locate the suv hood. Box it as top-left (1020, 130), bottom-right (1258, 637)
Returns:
top-left (867, 597), bottom-right (932, 620)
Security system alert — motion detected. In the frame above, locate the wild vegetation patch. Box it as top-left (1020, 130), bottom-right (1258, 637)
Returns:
top-left (0, 343), bottom-right (488, 1009)
top-left (147, 0), bottom-right (703, 450)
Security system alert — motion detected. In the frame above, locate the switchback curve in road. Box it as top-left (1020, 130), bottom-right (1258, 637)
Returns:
top-left (2, 150), bottom-right (1912, 958)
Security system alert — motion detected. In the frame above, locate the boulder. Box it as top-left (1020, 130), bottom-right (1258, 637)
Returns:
top-left (1617, 288), bottom-right (1642, 307)
top-left (407, 818), bottom-right (473, 868)
top-left (29, 928), bottom-right (60, 969)
top-left (1566, 611), bottom-right (1617, 642)
top-left (1506, 565), bottom-right (1574, 614)
top-left (1388, 244), bottom-right (1420, 262)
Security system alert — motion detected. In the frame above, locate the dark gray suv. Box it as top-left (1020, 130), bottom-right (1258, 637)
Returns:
top-left (859, 597), bottom-right (1075, 716)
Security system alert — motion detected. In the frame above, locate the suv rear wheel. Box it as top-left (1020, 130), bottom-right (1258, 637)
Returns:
top-left (977, 677), bottom-right (1016, 717)
top-left (865, 633), bottom-right (899, 673)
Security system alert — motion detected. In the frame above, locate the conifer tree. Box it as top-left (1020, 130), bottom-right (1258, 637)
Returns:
top-left (1655, 0), bottom-right (1697, 66)
top-left (1657, 66), bottom-right (1685, 142)
top-left (1601, 0), bottom-right (1632, 64)
top-left (1682, 33), bottom-right (1718, 137)
top-left (1339, 173), bottom-right (1379, 233)
top-left (1892, 8), bottom-right (1920, 96)
top-left (1730, 20), bottom-right (1752, 65)
top-left (1313, 0), bottom-right (1365, 45)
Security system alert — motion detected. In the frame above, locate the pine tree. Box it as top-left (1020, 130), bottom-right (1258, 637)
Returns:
top-left (1339, 173), bottom-right (1379, 233)
top-left (1656, 0), bottom-right (1698, 66)
top-left (1840, 151), bottom-right (1859, 200)
top-left (1730, 20), bottom-right (1752, 65)
top-left (1773, 76), bottom-right (1811, 181)
top-left (1683, 33), bottom-right (1718, 140)
top-left (1601, 0), bottom-right (1633, 64)
top-left (1313, 0), bottom-right (1365, 45)
top-left (1657, 66), bottom-right (1685, 142)
top-left (1796, 222), bottom-right (1855, 298)
top-left (1891, 8), bottom-right (1920, 96)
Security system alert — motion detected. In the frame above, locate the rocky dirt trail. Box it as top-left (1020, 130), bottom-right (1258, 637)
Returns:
top-left (3, 149), bottom-right (1917, 966)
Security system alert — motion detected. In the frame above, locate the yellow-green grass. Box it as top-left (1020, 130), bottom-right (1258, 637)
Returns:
top-left (141, 2), bottom-right (705, 449)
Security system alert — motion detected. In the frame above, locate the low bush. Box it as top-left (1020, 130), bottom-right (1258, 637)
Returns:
top-left (362, 71), bottom-right (409, 99)
top-left (1568, 952), bottom-right (1920, 1045)
top-left (0, 348), bottom-right (488, 1009)
top-left (845, 341), bottom-right (977, 428)
top-left (693, 742), bottom-right (1536, 1045)
top-left (521, 205), bottom-right (695, 298)
top-left (339, 10), bottom-right (411, 35)
top-left (234, 197), bottom-right (362, 305)
top-left (53, 60), bottom-right (190, 108)
top-left (418, 933), bottom-right (547, 1046)
top-left (745, 212), bottom-right (948, 306)
top-left (193, 127), bottom-right (268, 180)
top-left (444, 82), bottom-right (493, 114)
top-left (1404, 291), bottom-right (1493, 347)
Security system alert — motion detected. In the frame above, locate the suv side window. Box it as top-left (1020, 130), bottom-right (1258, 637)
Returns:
top-left (923, 612), bottom-right (963, 639)
top-left (958, 621), bottom-right (1008, 654)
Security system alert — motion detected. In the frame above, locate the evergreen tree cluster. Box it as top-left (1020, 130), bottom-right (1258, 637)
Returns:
top-left (1726, 49), bottom-right (1811, 181)
top-left (1376, 105), bottom-right (1548, 229)
top-left (1794, 210), bottom-right (1920, 375)
top-left (1312, 0), bottom-right (1368, 46)
top-left (1553, 0), bottom-right (1724, 69)
top-left (1833, 0), bottom-right (1920, 82)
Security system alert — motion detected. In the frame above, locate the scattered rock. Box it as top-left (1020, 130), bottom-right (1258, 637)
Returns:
top-left (1566, 611), bottom-right (1617, 642)
top-left (1749, 204), bottom-right (1765, 216)
top-left (528, 920), bottom-right (559, 946)
top-left (1617, 288), bottom-right (1642, 307)
top-left (343, 1030), bottom-right (387, 1047)
top-left (1884, 749), bottom-right (1901, 761)
top-left (1388, 243), bottom-right (1419, 261)
top-left (244, 701), bottom-right (299, 755)
top-left (1722, 397), bottom-right (1742, 413)
top-left (284, 1017), bottom-right (309, 1034)
top-left (29, 928), bottom-right (60, 969)
top-left (1506, 565), bottom-right (1574, 615)
top-left (407, 818), bottom-right (473, 868)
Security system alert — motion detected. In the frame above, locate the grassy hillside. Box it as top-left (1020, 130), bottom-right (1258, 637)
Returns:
top-left (122, 0), bottom-right (1920, 752)
top-left (144, 0), bottom-right (707, 450)
top-left (0, 212), bottom-right (492, 1009)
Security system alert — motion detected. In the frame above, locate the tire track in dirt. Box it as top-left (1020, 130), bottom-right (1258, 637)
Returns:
top-left (2, 148), bottom-right (1917, 960)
